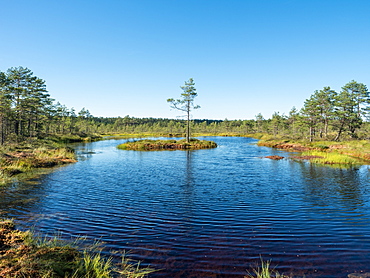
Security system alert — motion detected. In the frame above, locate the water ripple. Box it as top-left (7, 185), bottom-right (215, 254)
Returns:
top-left (1, 137), bottom-right (370, 277)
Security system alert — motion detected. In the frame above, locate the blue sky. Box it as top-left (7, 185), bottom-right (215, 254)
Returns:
top-left (1, 0), bottom-right (370, 120)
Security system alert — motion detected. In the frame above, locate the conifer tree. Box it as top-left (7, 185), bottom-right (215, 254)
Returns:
top-left (167, 78), bottom-right (200, 142)
top-left (0, 72), bottom-right (12, 144)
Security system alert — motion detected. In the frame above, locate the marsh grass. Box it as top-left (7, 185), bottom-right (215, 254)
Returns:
top-left (116, 252), bottom-right (157, 278)
top-left (70, 251), bottom-right (113, 278)
top-left (118, 138), bottom-right (217, 151)
top-left (257, 135), bottom-right (370, 166)
top-left (44, 133), bottom-right (102, 143)
top-left (0, 145), bottom-right (76, 184)
top-left (301, 150), bottom-right (361, 165)
top-left (0, 220), bottom-right (155, 278)
top-left (245, 258), bottom-right (290, 278)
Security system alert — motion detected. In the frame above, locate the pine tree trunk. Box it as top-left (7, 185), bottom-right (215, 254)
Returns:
top-left (309, 126), bottom-right (313, 142)
top-left (186, 100), bottom-right (190, 143)
top-left (334, 122), bottom-right (345, 141)
top-left (0, 115), bottom-right (4, 145)
top-left (186, 110), bottom-right (190, 143)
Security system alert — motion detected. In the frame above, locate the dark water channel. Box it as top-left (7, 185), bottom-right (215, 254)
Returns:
top-left (1, 137), bottom-right (370, 277)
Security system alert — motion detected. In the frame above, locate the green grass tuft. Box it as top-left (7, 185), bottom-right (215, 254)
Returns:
top-left (116, 252), bottom-right (157, 278)
top-left (245, 258), bottom-right (290, 278)
top-left (70, 251), bottom-right (112, 278)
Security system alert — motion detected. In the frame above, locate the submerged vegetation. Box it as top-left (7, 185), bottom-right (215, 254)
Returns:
top-left (0, 219), bottom-right (155, 278)
top-left (117, 138), bottom-right (217, 151)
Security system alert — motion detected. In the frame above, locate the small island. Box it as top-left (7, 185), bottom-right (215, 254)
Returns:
top-left (117, 138), bottom-right (217, 151)
top-left (119, 79), bottom-right (218, 151)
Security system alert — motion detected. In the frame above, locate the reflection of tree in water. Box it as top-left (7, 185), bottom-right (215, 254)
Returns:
top-left (74, 142), bottom-right (96, 161)
top-left (298, 162), bottom-right (367, 215)
top-left (179, 150), bottom-right (195, 212)
top-left (184, 150), bottom-right (194, 187)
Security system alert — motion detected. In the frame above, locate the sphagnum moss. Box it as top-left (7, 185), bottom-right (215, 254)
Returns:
top-left (0, 219), bottom-right (155, 278)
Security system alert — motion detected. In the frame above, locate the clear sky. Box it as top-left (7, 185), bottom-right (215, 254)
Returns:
top-left (1, 0), bottom-right (370, 120)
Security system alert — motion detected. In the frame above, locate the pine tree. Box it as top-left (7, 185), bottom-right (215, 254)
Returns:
top-left (0, 72), bottom-right (12, 144)
top-left (167, 78), bottom-right (200, 142)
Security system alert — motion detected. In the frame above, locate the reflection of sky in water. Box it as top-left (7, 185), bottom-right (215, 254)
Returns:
top-left (1, 137), bottom-right (370, 278)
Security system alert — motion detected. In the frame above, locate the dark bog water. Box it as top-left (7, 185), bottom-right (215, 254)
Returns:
top-left (1, 137), bottom-right (370, 277)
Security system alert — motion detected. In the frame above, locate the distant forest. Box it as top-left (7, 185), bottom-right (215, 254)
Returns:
top-left (1, 66), bottom-right (369, 145)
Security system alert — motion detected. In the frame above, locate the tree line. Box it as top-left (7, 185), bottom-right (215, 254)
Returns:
top-left (1, 66), bottom-right (369, 144)
top-left (265, 80), bottom-right (370, 141)
top-left (108, 80), bottom-right (370, 142)
top-left (0, 66), bottom-right (96, 144)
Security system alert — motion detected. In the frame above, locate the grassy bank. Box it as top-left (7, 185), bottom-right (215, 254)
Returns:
top-left (0, 219), bottom-right (155, 278)
top-left (117, 138), bottom-right (217, 151)
top-left (0, 133), bottom-right (104, 184)
top-left (0, 145), bottom-right (76, 184)
top-left (257, 134), bottom-right (370, 166)
top-left (45, 133), bottom-right (103, 143)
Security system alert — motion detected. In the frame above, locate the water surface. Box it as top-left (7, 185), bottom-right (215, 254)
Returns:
top-left (1, 137), bottom-right (370, 277)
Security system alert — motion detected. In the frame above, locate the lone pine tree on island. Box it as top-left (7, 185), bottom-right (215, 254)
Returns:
top-left (167, 78), bottom-right (200, 143)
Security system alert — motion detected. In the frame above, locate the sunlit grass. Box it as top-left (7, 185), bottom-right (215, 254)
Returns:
top-left (245, 258), bottom-right (290, 278)
top-left (70, 251), bottom-right (113, 278)
top-left (117, 138), bottom-right (217, 151)
top-left (0, 146), bottom-right (76, 184)
top-left (0, 219), bottom-right (156, 278)
top-left (301, 150), bottom-right (360, 165)
top-left (44, 133), bottom-right (103, 143)
top-left (256, 135), bottom-right (370, 166)
top-left (116, 252), bottom-right (157, 278)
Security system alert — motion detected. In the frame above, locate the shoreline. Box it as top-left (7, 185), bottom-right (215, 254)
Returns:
top-left (257, 136), bottom-right (370, 166)
top-left (0, 219), bottom-right (155, 277)
top-left (3, 133), bottom-right (369, 184)
top-left (0, 146), bottom-right (77, 184)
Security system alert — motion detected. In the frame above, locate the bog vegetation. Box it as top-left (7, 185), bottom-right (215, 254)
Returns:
top-left (1, 67), bottom-right (369, 145)
top-left (118, 138), bottom-right (217, 151)
top-left (1, 66), bottom-right (370, 276)
top-left (0, 219), bottom-right (155, 278)
top-left (1, 66), bottom-right (370, 168)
